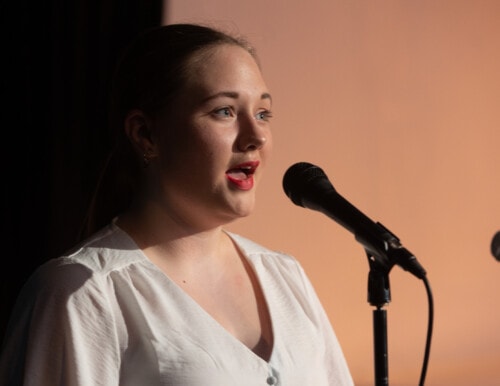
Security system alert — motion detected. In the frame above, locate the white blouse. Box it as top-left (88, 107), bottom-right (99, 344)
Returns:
top-left (0, 223), bottom-right (353, 385)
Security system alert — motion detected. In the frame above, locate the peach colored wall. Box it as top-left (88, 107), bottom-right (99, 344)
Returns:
top-left (165, 2), bottom-right (500, 385)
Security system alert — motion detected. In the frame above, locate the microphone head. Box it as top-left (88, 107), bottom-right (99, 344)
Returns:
top-left (491, 231), bottom-right (500, 261)
top-left (282, 162), bottom-right (334, 207)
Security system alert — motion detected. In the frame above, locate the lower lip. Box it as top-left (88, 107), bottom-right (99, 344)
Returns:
top-left (226, 174), bottom-right (255, 190)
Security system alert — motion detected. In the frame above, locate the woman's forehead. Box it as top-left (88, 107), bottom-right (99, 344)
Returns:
top-left (185, 45), bottom-right (266, 92)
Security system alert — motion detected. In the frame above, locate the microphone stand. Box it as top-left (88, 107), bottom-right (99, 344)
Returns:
top-left (366, 250), bottom-right (392, 386)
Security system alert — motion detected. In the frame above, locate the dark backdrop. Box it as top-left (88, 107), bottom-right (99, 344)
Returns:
top-left (1, 0), bottom-right (163, 340)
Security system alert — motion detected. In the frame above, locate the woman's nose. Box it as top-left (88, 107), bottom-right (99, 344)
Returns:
top-left (236, 117), bottom-right (269, 151)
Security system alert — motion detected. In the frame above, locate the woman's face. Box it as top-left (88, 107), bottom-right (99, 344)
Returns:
top-left (149, 44), bottom-right (273, 229)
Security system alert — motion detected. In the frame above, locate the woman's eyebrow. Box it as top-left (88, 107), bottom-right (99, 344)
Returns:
top-left (261, 92), bottom-right (272, 104)
top-left (201, 91), bottom-right (272, 104)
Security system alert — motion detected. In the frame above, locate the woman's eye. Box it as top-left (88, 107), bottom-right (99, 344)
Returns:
top-left (256, 110), bottom-right (273, 121)
top-left (213, 107), bottom-right (232, 118)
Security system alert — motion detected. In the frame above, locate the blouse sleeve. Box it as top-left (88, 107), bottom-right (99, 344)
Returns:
top-left (0, 258), bottom-right (121, 386)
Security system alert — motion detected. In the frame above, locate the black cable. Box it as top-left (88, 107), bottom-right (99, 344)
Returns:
top-left (418, 276), bottom-right (434, 386)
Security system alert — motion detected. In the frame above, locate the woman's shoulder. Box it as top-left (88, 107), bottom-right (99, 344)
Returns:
top-left (226, 231), bottom-right (293, 258)
top-left (226, 231), bottom-right (305, 272)
top-left (62, 222), bottom-right (144, 270)
top-left (25, 223), bottom-right (145, 294)
top-left (226, 232), bottom-right (317, 300)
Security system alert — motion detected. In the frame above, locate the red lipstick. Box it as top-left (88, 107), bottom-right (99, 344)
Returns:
top-left (225, 161), bottom-right (260, 190)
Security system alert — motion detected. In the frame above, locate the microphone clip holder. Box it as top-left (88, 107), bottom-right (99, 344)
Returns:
top-left (363, 230), bottom-right (416, 386)
top-left (360, 223), bottom-right (426, 386)
top-left (365, 248), bottom-right (392, 386)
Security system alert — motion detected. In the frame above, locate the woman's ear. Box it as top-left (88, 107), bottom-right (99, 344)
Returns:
top-left (124, 109), bottom-right (158, 165)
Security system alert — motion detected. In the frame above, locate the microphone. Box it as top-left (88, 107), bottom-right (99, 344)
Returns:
top-left (491, 231), bottom-right (500, 261)
top-left (282, 162), bottom-right (426, 279)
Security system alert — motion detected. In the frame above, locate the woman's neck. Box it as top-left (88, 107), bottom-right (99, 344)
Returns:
top-left (116, 201), bottom-right (232, 264)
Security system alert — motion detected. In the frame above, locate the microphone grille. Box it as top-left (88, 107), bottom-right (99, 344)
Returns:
top-left (282, 162), bottom-right (327, 207)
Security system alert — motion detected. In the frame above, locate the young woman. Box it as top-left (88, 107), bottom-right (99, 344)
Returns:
top-left (0, 23), bottom-right (354, 385)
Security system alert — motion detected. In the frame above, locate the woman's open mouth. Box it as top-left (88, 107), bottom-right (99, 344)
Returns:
top-left (225, 161), bottom-right (260, 190)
